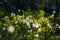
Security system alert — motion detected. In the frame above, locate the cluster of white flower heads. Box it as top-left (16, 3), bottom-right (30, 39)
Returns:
top-left (23, 15), bottom-right (41, 29)
top-left (11, 12), bottom-right (15, 17)
top-left (2, 14), bottom-right (55, 34)
top-left (32, 21), bottom-right (41, 28)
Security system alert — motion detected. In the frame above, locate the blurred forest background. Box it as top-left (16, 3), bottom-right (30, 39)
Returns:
top-left (0, 0), bottom-right (60, 17)
top-left (0, 0), bottom-right (60, 40)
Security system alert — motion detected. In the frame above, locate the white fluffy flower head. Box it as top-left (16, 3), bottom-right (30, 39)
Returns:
top-left (53, 11), bottom-right (56, 14)
top-left (35, 34), bottom-right (39, 37)
top-left (3, 27), bottom-right (5, 30)
top-left (58, 26), bottom-right (60, 29)
top-left (7, 25), bottom-right (15, 33)
top-left (38, 28), bottom-right (41, 32)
